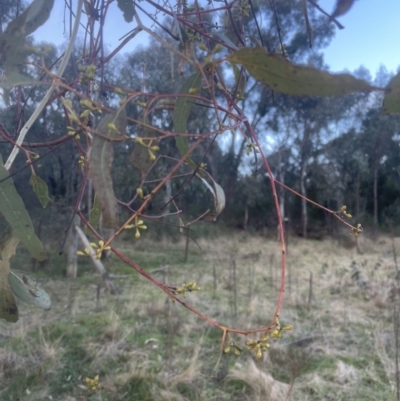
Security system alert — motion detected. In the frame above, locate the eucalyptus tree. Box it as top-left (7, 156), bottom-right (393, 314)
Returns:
top-left (0, 0), bottom-right (395, 373)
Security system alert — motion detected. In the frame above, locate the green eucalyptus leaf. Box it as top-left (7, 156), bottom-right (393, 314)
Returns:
top-left (117, 0), bottom-right (135, 22)
top-left (330, 0), bottom-right (356, 20)
top-left (198, 173), bottom-right (226, 220)
top-left (227, 48), bottom-right (377, 97)
top-left (173, 72), bottom-right (205, 174)
top-left (8, 270), bottom-right (51, 310)
top-left (212, 32), bottom-right (238, 50)
top-left (0, 237), bottom-right (19, 323)
top-left (89, 194), bottom-right (102, 230)
top-left (0, 222), bottom-right (12, 252)
top-left (89, 107), bottom-right (127, 229)
top-left (0, 155), bottom-right (46, 261)
top-left (0, 0), bottom-right (55, 89)
top-left (130, 114), bottom-right (156, 173)
top-left (30, 173), bottom-right (51, 208)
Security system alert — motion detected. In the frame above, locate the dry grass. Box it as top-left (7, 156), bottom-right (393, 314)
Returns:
top-left (1, 231), bottom-right (399, 400)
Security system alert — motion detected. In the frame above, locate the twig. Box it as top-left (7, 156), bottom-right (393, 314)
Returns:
top-left (268, 0), bottom-right (284, 55)
top-left (134, 12), bottom-right (195, 67)
top-left (75, 225), bottom-right (119, 295)
top-left (5, 0), bottom-right (84, 170)
top-left (307, 0), bottom-right (344, 30)
top-left (248, 0), bottom-right (264, 47)
top-left (301, 0), bottom-right (313, 47)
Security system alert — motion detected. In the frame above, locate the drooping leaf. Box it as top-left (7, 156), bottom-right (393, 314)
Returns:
top-left (330, 0), bottom-right (356, 20)
top-left (227, 48), bottom-right (376, 97)
top-left (89, 194), bottom-right (102, 230)
top-left (198, 172), bottom-right (226, 221)
top-left (0, 155), bottom-right (46, 261)
top-left (212, 32), bottom-right (238, 50)
top-left (0, 237), bottom-right (19, 322)
top-left (382, 72), bottom-right (400, 115)
top-left (130, 114), bottom-right (157, 173)
top-left (173, 72), bottom-right (204, 172)
top-left (0, 0), bottom-right (55, 89)
top-left (117, 0), bottom-right (135, 22)
top-left (89, 107), bottom-right (127, 229)
top-left (30, 173), bottom-right (50, 208)
top-left (172, 73), bottom-right (225, 218)
top-left (0, 222), bottom-right (12, 252)
top-left (8, 270), bottom-right (51, 310)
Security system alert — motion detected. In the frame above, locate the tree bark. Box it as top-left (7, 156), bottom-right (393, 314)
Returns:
top-left (65, 215), bottom-right (80, 278)
top-left (356, 169), bottom-right (360, 218)
top-left (164, 178), bottom-right (172, 214)
top-left (373, 166), bottom-right (378, 227)
top-left (300, 161), bottom-right (308, 238)
top-left (225, 138), bottom-right (246, 208)
top-left (243, 203), bottom-right (248, 230)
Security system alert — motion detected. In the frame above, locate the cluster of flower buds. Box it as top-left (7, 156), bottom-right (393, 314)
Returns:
top-left (245, 318), bottom-right (292, 359)
top-left (124, 216), bottom-right (147, 239)
top-left (85, 375), bottom-right (100, 391)
top-left (135, 137), bottom-right (159, 162)
top-left (173, 282), bottom-right (201, 298)
top-left (77, 240), bottom-right (111, 259)
top-left (338, 205), bottom-right (352, 219)
top-left (224, 341), bottom-right (242, 356)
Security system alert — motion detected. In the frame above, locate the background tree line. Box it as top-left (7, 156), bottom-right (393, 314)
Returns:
top-left (1, 0), bottom-right (399, 246)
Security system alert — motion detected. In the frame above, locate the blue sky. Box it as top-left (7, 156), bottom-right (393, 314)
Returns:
top-left (319, 0), bottom-right (400, 77)
top-left (32, 0), bottom-right (400, 79)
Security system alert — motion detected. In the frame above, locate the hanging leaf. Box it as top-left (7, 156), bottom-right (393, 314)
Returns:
top-left (227, 48), bottom-right (377, 97)
top-left (382, 72), bottom-right (400, 115)
top-left (89, 107), bottom-right (127, 229)
top-left (0, 155), bottom-right (46, 261)
top-left (89, 194), bottom-right (102, 230)
top-left (0, 222), bottom-right (12, 252)
top-left (212, 32), bottom-right (239, 50)
top-left (8, 270), bottom-right (51, 310)
top-left (117, 0), bottom-right (135, 22)
top-left (0, 237), bottom-right (19, 323)
top-left (172, 73), bottom-right (225, 218)
top-left (173, 72), bottom-right (204, 173)
top-left (130, 114), bottom-right (157, 173)
top-left (0, 0), bottom-right (55, 89)
top-left (30, 173), bottom-right (51, 208)
top-left (198, 172), bottom-right (226, 221)
top-left (330, 0), bottom-right (356, 20)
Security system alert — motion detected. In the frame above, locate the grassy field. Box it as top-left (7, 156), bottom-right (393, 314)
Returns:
top-left (1, 230), bottom-right (399, 400)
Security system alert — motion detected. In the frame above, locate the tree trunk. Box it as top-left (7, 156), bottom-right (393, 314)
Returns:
top-left (164, 178), bottom-right (172, 214)
top-left (225, 138), bottom-right (246, 208)
top-left (300, 162), bottom-right (308, 238)
top-left (373, 166), bottom-right (378, 227)
top-left (65, 215), bottom-right (80, 278)
top-left (243, 203), bottom-right (248, 230)
top-left (356, 169), bottom-right (360, 218)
